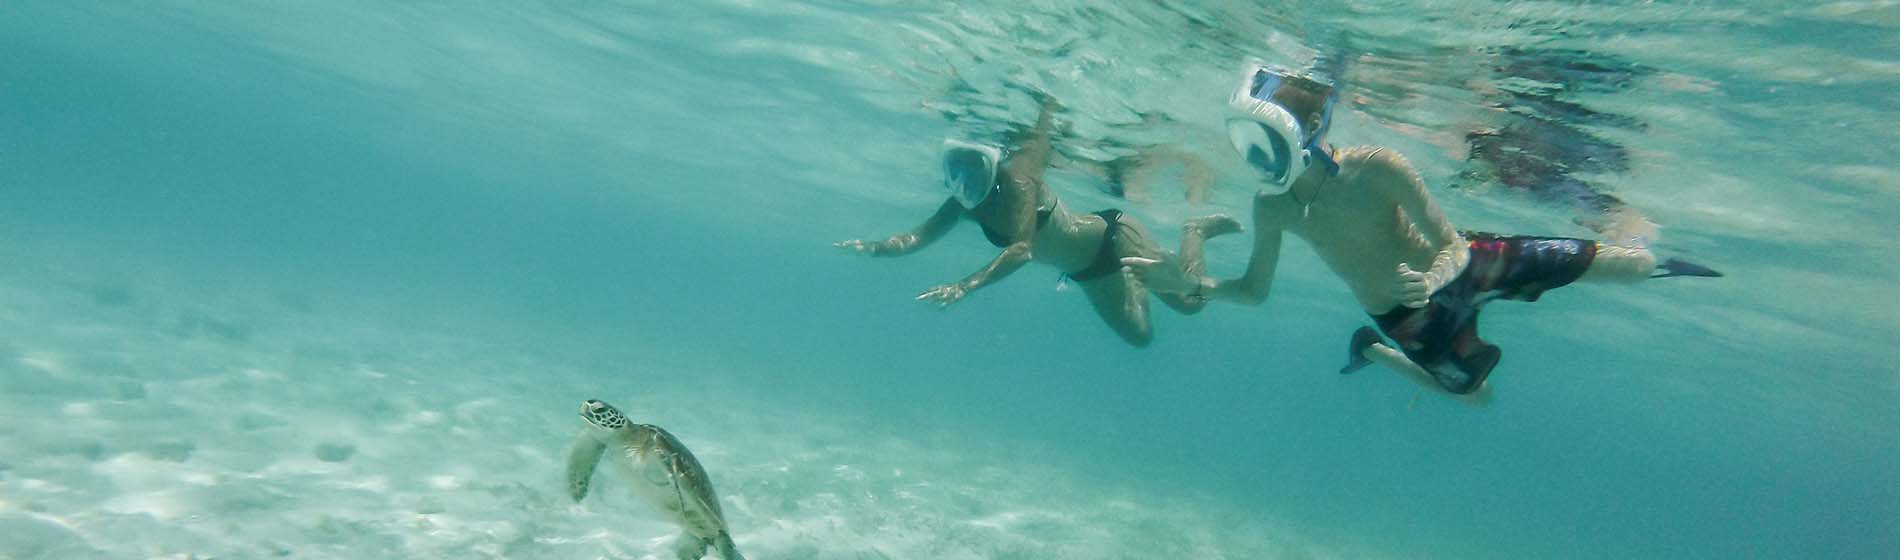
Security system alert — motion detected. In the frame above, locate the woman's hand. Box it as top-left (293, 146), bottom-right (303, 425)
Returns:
top-left (837, 233), bottom-right (921, 256)
top-left (916, 281), bottom-right (971, 309)
top-left (834, 239), bottom-right (877, 254)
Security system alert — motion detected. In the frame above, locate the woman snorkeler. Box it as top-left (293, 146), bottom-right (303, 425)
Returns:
top-left (838, 95), bottom-right (1239, 347)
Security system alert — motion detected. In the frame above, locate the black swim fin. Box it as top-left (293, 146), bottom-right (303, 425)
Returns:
top-left (1450, 344), bottom-right (1501, 395)
top-left (1340, 327), bottom-right (1381, 374)
top-left (1653, 257), bottom-right (1724, 278)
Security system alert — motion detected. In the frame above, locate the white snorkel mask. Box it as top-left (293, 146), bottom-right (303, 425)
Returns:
top-left (941, 139), bottom-right (1003, 208)
top-left (1226, 62), bottom-right (1339, 194)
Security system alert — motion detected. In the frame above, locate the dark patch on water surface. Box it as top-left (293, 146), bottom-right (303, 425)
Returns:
top-left (1457, 47), bottom-right (1657, 230)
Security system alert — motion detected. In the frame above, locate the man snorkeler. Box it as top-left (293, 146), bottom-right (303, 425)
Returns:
top-left (838, 96), bottom-right (1240, 347)
top-left (1123, 61), bottom-right (1720, 402)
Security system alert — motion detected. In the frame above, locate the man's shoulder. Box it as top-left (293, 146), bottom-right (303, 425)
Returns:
top-left (1336, 145), bottom-right (1408, 172)
top-left (1335, 146), bottom-right (1424, 192)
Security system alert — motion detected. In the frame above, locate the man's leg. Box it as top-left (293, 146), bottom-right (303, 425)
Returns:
top-left (1447, 324), bottom-right (1501, 395)
top-left (1581, 244), bottom-right (1722, 281)
top-left (1343, 327), bottom-right (1493, 407)
top-left (1579, 244), bottom-right (1656, 283)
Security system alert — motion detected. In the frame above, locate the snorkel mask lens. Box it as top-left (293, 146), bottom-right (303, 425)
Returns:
top-left (1226, 63), bottom-right (1335, 193)
top-left (1249, 69), bottom-right (1284, 102)
top-left (941, 139), bottom-right (1002, 208)
top-left (1227, 119), bottom-right (1298, 186)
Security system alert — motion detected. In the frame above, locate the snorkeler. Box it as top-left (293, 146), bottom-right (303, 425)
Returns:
top-left (837, 96), bottom-right (1241, 347)
top-left (1123, 61), bottom-right (1720, 401)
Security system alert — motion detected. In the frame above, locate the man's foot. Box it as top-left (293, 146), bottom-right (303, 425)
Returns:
top-left (1653, 257), bottom-right (1723, 278)
top-left (1184, 214), bottom-right (1243, 239)
top-left (1340, 327), bottom-right (1381, 374)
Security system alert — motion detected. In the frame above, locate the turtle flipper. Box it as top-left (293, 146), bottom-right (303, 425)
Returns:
top-left (713, 532), bottom-right (745, 560)
top-left (565, 433), bottom-right (607, 502)
top-left (671, 531), bottom-right (709, 560)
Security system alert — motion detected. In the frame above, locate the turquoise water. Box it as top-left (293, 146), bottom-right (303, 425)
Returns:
top-left (2, 2), bottom-right (1896, 558)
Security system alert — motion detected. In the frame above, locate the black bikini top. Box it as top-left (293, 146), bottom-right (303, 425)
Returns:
top-left (980, 207), bottom-right (1054, 248)
top-left (976, 180), bottom-right (1059, 248)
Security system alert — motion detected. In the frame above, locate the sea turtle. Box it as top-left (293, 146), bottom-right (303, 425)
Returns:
top-left (567, 399), bottom-right (745, 560)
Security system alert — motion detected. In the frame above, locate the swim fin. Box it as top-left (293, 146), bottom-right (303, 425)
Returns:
top-left (1652, 257), bottom-right (1724, 278)
top-left (1340, 326), bottom-right (1381, 374)
top-left (1450, 344), bottom-right (1501, 395)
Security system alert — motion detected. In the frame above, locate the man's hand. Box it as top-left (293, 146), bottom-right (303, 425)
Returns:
top-left (1395, 263), bottom-right (1431, 309)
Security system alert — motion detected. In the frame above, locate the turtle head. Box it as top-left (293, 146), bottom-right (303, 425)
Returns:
top-left (579, 399), bottom-right (630, 432)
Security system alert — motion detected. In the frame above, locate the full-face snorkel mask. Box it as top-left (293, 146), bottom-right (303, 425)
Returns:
top-left (1226, 62), bottom-right (1339, 194)
top-left (941, 139), bottom-right (1003, 208)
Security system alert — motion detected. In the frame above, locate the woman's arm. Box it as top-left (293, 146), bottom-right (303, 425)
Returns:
top-left (837, 198), bottom-right (963, 257)
top-left (914, 174), bottom-right (1043, 308)
top-left (916, 241), bottom-right (1034, 308)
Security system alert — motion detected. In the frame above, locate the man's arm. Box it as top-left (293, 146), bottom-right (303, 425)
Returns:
top-left (837, 199), bottom-right (963, 257)
top-left (917, 241), bottom-right (1034, 308)
top-left (1366, 149), bottom-right (1470, 306)
top-left (1196, 192), bottom-right (1285, 305)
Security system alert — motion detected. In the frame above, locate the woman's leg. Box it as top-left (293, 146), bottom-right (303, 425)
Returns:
top-left (1157, 214), bottom-right (1241, 314)
top-left (1177, 214), bottom-right (1242, 281)
top-left (1104, 212), bottom-right (1240, 315)
top-left (1077, 272), bottom-right (1153, 347)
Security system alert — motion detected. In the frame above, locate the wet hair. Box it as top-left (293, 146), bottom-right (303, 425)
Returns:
top-left (1265, 74), bottom-right (1335, 138)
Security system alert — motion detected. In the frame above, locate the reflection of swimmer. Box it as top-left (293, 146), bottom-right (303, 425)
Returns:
top-left (838, 95), bottom-right (1240, 347)
top-left (1125, 62), bottom-right (1720, 402)
top-left (1058, 112), bottom-right (1218, 205)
